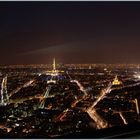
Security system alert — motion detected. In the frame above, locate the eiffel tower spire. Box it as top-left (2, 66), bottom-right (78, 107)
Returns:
top-left (53, 57), bottom-right (56, 72)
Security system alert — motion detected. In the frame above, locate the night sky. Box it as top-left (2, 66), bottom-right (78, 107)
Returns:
top-left (1, 2), bottom-right (140, 65)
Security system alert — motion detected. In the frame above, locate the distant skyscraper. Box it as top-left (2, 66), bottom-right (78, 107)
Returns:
top-left (0, 76), bottom-right (9, 105)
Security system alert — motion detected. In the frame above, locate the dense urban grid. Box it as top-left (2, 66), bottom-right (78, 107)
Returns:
top-left (0, 59), bottom-right (140, 138)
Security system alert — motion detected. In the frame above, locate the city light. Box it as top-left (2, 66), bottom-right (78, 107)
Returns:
top-left (134, 74), bottom-right (140, 79)
top-left (1, 1), bottom-right (140, 138)
top-left (0, 62), bottom-right (140, 138)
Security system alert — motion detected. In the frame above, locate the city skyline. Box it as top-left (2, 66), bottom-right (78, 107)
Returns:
top-left (0, 2), bottom-right (140, 137)
top-left (1, 2), bottom-right (140, 65)
top-left (0, 61), bottom-right (140, 138)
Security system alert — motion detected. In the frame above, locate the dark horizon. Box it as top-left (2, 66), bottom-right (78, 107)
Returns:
top-left (1, 1), bottom-right (140, 65)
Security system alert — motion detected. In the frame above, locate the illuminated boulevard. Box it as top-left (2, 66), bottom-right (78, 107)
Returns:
top-left (87, 82), bottom-right (112, 129)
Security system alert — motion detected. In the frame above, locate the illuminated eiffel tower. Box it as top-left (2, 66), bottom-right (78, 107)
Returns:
top-left (46, 58), bottom-right (64, 84)
top-left (50, 57), bottom-right (59, 76)
top-left (46, 58), bottom-right (64, 74)
top-left (52, 57), bottom-right (56, 73)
